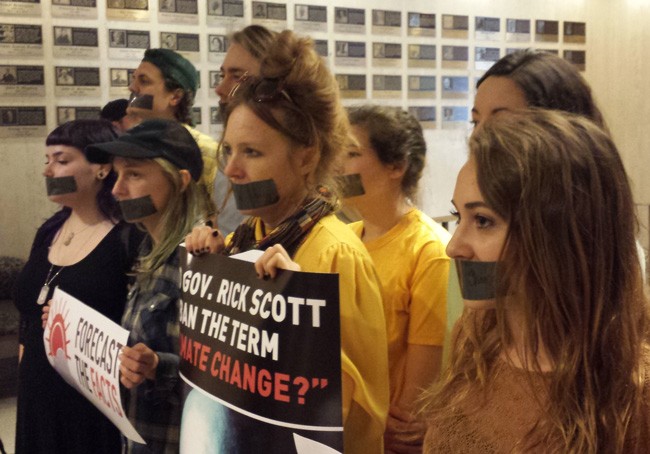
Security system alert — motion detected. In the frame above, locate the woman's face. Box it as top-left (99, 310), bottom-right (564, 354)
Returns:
top-left (111, 157), bottom-right (172, 232)
top-left (43, 144), bottom-right (103, 207)
top-left (343, 124), bottom-right (400, 207)
top-left (471, 76), bottom-right (528, 129)
top-left (222, 105), bottom-right (312, 228)
top-left (447, 157), bottom-right (508, 309)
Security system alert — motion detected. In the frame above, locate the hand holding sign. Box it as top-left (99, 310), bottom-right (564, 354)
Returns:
top-left (185, 225), bottom-right (225, 255)
top-left (120, 343), bottom-right (160, 388)
top-left (255, 244), bottom-right (301, 279)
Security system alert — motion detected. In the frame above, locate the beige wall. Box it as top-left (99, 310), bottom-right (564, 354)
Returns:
top-left (1, 0), bottom-right (648, 258)
top-left (585, 0), bottom-right (650, 249)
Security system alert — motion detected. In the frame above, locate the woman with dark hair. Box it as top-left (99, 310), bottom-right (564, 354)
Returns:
top-left (185, 31), bottom-right (389, 453)
top-left (342, 105), bottom-right (450, 453)
top-left (423, 110), bottom-right (650, 452)
top-left (472, 48), bottom-right (605, 128)
top-left (14, 119), bottom-right (143, 453)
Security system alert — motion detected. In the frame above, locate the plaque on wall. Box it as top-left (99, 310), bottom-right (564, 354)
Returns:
top-left (372, 74), bottom-right (401, 99)
top-left (106, 0), bottom-right (149, 21)
top-left (335, 73), bottom-right (366, 99)
top-left (109, 67), bottom-right (134, 96)
top-left (0, 23), bottom-right (42, 58)
top-left (475, 16), bottom-right (500, 41)
top-left (408, 75), bottom-right (435, 100)
top-left (441, 45), bottom-right (468, 69)
top-left (52, 0), bottom-right (97, 20)
top-left (160, 32), bottom-right (200, 62)
top-left (408, 106), bottom-right (436, 129)
top-left (158, 0), bottom-right (198, 24)
top-left (208, 34), bottom-right (228, 62)
top-left (505, 18), bottom-right (530, 42)
top-left (335, 40), bottom-right (366, 67)
top-left (408, 12), bottom-right (435, 37)
top-left (441, 105), bottom-right (468, 129)
top-left (0, 105), bottom-right (46, 138)
top-left (535, 20), bottom-right (559, 43)
top-left (408, 44), bottom-right (436, 69)
top-left (294, 4), bottom-right (326, 33)
top-left (53, 26), bottom-right (99, 59)
top-left (372, 9), bottom-right (401, 36)
top-left (208, 70), bottom-right (220, 96)
top-left (56, 106), bottom-right (100, 125)
top-left (564, 50), bottom-right (585, 71)
top-left (474, 46), bottom-right (500, 71)
top-left (251, 1), bottom-right (287, 30)
top-left (108, 29), bottom-right (149, 60)
top-left (0, 0), bottom-right (41, 17)
top-left (334, 7), bottom-right (365, 34)
top-left (372, 42), bottom-right (402, 68)
top-left (563, 21), bottom-right (585, 44)
top-left (0, 65), bottom-right (44, 97)
top-left (206, 0), bottom-right (244, 27)
top-left (314, 39), bottom-right (327, 57)
top-left (191, 106), bottom-right (201, 126)
top-left (54, 66), bottom-right (100, 97)
top-left (442, 14), bottom-right (468, 39)
top-left (441, 76), bottom-right (469, 100)
top-left (209, 105), bottom-right (223, 135)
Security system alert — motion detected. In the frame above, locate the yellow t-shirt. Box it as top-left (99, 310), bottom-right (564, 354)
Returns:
top-left (183, 124), bottom-right (217, 200)
top-left (242, 214), bottom-right (390, 454)
top-left (350, 209), bottom-right (450, 406)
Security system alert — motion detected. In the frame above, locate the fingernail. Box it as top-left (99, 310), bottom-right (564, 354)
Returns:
top-left (206, 220), bottom-right (214, 228)
top-left (211, 230), bottom-right (220, 237)
top-left (263, 273), bottom-right (270, 281)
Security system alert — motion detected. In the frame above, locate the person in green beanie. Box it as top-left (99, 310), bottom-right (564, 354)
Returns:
top-left (128, 48), bottom-right (218, 215)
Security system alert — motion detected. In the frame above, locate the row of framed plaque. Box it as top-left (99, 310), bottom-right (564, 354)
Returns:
top-left (0, 0), bottom-right (587, 137)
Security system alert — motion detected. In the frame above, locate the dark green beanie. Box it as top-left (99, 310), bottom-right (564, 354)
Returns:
top-left (142, 48), bottom-right (198, 94)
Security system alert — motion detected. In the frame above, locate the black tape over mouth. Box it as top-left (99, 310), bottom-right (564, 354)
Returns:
top-left (119, 195), bottom-right (158, 221)
top-left (46, 176), bottom-right (77, 195)
top-left (232, 179), bottom-right (280, 210)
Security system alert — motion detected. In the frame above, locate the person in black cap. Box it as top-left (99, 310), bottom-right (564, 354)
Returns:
top-left (127, 48), bottom-right (218, 216)
top-left (86, 119), bottom-right (207, 454)
top-left (100, 98), bottom-right (138, 134)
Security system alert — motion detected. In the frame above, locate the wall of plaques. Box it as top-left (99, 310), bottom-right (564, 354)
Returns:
top-left (0, 0), bottom-right (589, 259)
top-left (0, 0), bottom-right (586, 137)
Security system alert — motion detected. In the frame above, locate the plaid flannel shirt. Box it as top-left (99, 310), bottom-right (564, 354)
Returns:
top-left (121, 245), bottom-right (182, 454)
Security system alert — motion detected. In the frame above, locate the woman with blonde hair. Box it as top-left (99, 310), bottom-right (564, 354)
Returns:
top-left (423, 110), bottom-right (650, 452)
top-left (86, 118), bottom-right (207, 453)
top-left (185, 30), bottom-right (389, 453)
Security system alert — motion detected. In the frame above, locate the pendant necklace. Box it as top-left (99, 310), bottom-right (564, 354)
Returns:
top-left (62, 223), bottom-right (92, 246)
top-left (37, 263), bottom-right (65, 305)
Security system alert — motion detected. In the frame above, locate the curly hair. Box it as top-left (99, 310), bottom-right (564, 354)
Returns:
top-left (223, 30), bottom-right (349, 198)
top-left (347, 105), bottom-right (426, 199)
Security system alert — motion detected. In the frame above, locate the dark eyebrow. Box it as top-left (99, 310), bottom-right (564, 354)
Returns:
top-left (451, 199), bottom-right (490, 210)
top-left (465, 201), bottom-right (490, 209)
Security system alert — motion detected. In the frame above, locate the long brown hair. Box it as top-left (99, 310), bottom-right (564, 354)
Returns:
top-left (422, 109), bottom-right (648, 452)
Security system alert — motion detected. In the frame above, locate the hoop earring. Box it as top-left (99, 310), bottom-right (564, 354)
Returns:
top-left (97, 171), bottom-right (106, 180)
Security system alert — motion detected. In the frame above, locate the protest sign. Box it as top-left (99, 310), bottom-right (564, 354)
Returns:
top-left (43, 287), bottom-right (145, 444)
top-left (178, 247), bottom-right (343, 453)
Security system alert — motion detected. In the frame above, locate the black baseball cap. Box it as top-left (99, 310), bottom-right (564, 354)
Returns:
top-left (86, 119), bottom-right (203, 181)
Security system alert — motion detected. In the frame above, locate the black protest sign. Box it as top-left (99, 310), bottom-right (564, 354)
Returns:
top-left (178, 246), bottom-right (343, 448)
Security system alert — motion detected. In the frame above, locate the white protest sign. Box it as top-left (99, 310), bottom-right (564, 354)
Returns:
top-left (43, 287), bottom-right (145, 444)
